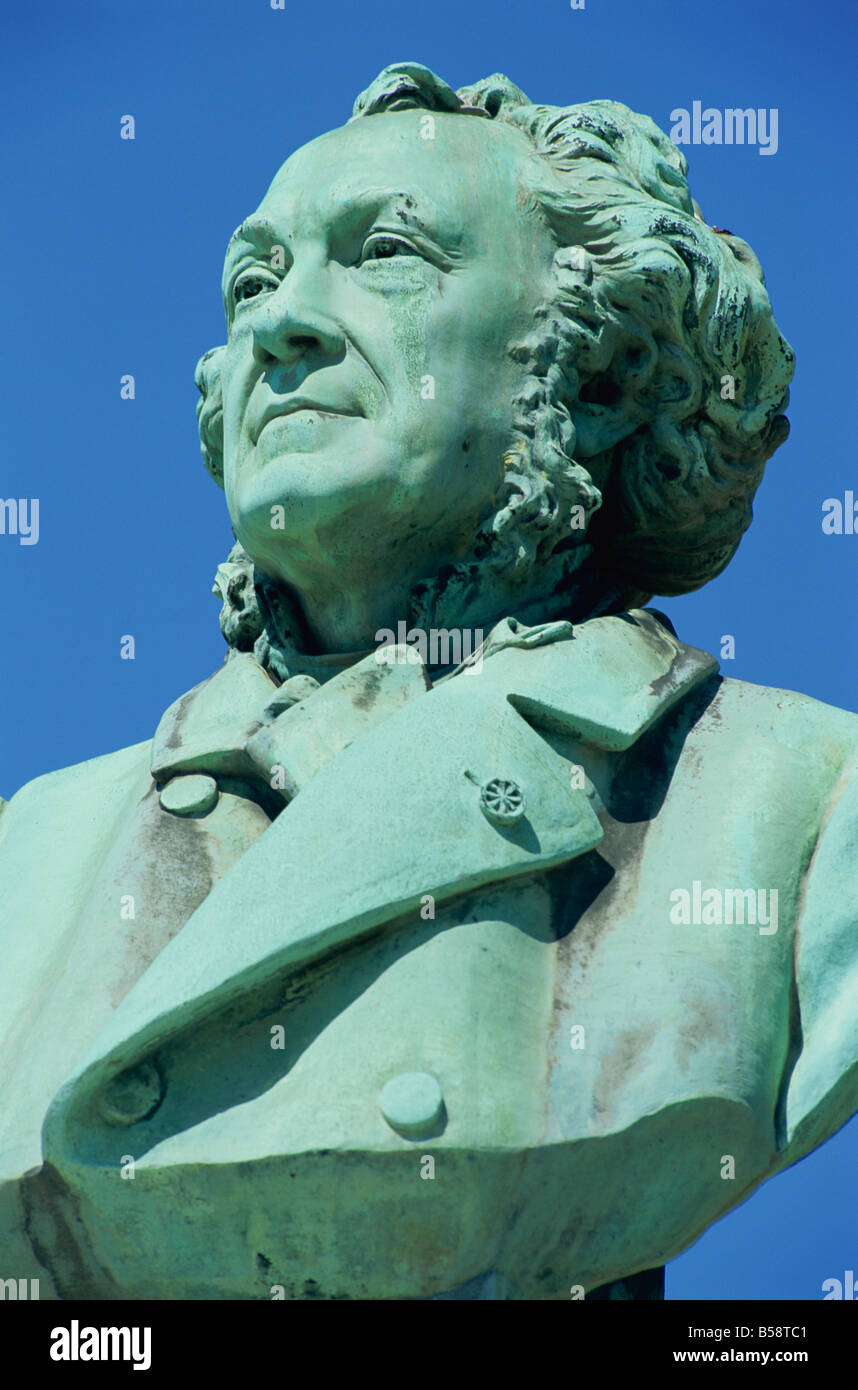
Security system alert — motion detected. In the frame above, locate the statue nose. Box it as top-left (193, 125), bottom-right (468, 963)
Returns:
top-left (251, 271), bottom-right (344, 365)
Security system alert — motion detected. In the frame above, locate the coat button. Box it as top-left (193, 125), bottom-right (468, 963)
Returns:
top-left (478, 777), bottom-right (525, 826)
top-left (159, 773), bottom-right (219, 817)
top-left (263, 673), bottom-right (321, 719)
top-left (379, 1072), bottom-right (445, 1139)
top-left (99, 1060), bottom-right (164, 1126)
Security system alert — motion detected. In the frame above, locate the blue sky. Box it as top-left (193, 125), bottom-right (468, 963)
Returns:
top-left (1, 0), bottom-right (856, 1299)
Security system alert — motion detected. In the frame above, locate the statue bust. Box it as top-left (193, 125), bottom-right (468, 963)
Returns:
top-left (1, 62), bottom-right (853, 1302)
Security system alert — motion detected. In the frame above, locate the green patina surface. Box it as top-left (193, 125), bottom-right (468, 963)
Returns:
top-left (3, 64), bottom-right (850, 1303)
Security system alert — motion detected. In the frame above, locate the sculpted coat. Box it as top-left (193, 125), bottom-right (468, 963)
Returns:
top-left (2, 608), bottom-right (857, 1299)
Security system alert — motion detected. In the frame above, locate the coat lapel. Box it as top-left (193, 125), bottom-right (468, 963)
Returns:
top-left (45, 609), bottom-right (717, 1143)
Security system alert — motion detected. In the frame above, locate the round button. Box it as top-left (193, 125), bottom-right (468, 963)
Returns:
top-left (379, 1072), bottom-right (445, 1139)
top-left (479, 777), bottom-right (525, 826)
top-left (159, 773), bottom-right (219, 817)
top-left (263, 674), bottom-right (320, 718)
top-left (99, 1060), bottom-right (164, 1127)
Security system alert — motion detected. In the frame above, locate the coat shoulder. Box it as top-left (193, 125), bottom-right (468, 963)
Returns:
top-left (0, 739), bottom-right (152, 838)
top-left (697, 672), bottom-right (858, 766)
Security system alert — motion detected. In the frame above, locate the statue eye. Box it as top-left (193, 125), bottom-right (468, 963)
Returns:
top-left (233, 272), bottom-right (277, 305)
top-left (360, 234), bottom-right (417, 262)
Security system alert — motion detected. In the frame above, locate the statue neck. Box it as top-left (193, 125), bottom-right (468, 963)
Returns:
top-left (247, 542), bottom-right (629, 687)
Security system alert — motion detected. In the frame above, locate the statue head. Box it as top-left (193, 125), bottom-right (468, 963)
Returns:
top-left (196, 62), bottom-right (793, 673)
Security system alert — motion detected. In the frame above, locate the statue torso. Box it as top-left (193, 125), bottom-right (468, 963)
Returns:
top-left (2, 613), bottom-right (856, 1298)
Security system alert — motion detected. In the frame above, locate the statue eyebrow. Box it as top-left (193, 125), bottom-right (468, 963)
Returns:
top-left (222, 188), bottom-right (462, 274)
top-left (225, 218), bottom-right (276, 258)
top-left (331, 186), bottom-right (457, 243)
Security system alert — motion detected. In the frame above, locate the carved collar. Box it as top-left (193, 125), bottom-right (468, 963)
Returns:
top-left (150, 608), bottom-right (718, 797)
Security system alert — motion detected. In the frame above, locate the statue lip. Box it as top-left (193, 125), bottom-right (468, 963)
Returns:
top-left (254, 396), bottom-right (363, 442)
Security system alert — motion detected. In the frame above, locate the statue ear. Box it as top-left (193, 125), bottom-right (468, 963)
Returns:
top-left (194, 346), bottom-right (226, 489)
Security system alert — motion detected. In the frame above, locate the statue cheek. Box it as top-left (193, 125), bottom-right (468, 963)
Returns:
top-left (381, 282), bottom-right (440, 397)
top-left (220, 378), bottom-right (255, 456)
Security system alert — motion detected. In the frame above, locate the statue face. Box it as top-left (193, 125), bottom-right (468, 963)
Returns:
top-left (219, 111), bottom-right (557, 625)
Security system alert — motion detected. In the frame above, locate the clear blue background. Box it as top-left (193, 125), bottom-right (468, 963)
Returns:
top-left (1, 0), bottom-right (855, 1300)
